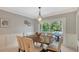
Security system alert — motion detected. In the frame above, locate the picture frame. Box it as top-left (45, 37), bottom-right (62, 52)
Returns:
top-left (0, 18), bottom-right (8, 28)
top-left (24, 20), bottom-right (31, 26)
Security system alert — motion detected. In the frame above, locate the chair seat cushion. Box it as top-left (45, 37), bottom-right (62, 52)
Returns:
top-left (49, 41), bottom-right (59, 48)
top-left (34, 42), bottom-right (41, 48)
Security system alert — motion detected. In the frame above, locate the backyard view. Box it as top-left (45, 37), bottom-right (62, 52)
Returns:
top-left (40, 21), bottom-right (63, 36)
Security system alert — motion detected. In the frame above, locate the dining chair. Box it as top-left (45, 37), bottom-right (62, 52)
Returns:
top-left (47, 33), bottom-right (52, 36)
top-left (41, 33), bottom-right (45, 36)
top-left (47, 38), bottom-right (63, 52)
top-left (17, 36), bottom-right (25, 52)
top-left (40, 36), bottom-right (50, 44)
top-left (23, 37), bottom-right (42, 52)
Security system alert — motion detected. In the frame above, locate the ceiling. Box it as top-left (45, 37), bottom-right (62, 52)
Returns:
top-left (0, 7), bottom-right (77, 19)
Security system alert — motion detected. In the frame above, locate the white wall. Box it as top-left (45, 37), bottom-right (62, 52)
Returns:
top-left (0, 34), bottom-right (18, 49)
top-left (0, 9), bottom-right (34, 49)
top-left (76, 9), bottom-right (79, 51)
top-left (33, 19), bottom-right (39, 32)
top-left (63, 12), bottom-right (77, 50)
top-left (76, 9), bottom-right (79, 41)
top-left (0, 9), bottom-right (34, 34)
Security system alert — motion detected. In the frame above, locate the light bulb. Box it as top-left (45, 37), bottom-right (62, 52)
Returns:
top-left (38, 17), bottom-right (42, 22)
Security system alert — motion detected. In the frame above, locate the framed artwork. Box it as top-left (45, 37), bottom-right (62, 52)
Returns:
top-left (0, 19), bottom-right (8, 28)
top-left (24, 20), bottom-right (31, 26)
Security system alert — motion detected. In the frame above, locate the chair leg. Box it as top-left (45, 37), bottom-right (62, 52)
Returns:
top-left (23, 50), bottom-right (25, 52)
top-left (18, 48), bottom-right (20, 52)
top-left (21, 49), bottom-right (25, 52)
top-left (60, 49), bottom-right (61, 52)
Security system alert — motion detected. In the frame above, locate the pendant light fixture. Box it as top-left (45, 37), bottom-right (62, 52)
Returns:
top-left (38, 7), bottom-right (42, 22)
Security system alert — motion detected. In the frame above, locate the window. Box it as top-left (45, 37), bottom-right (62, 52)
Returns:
top-left (40, 21), bottom-right (62, 33)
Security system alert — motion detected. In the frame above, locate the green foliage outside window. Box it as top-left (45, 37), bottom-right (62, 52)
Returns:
top-left (42, 22), bottom-right (49, 32)
top-left (50, 22), bottom-right (61, 32)
top-left (41, 21), bottom-right (62, 32)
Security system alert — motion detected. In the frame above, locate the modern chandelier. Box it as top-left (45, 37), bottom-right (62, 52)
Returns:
top-left (38, 7), bottom-right (42, 22)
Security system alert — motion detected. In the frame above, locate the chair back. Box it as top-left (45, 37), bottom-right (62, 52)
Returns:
top-left (40, 36), bottom-right (50, 43)
top-left (17, 36), bottom-right (25, 51)
top-left (17, 36), bottom-right (21, 48)
top-left (23, 38), bottom-right (34, 52)
top-left (47, 33), bottom-right (52, 36)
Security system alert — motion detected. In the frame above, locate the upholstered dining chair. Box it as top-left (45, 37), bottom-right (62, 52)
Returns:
top-left (47, 38), bottom-right (63, 52)
top-left (23, 37), bottom-right (42, 52)
top-left (47, 33), bottom-right (52, 36)
top-left (17, 36), bottom-right (25, 52)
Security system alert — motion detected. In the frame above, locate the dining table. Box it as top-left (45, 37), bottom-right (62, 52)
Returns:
top-left (25, 35), bottom-right (53, 52)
